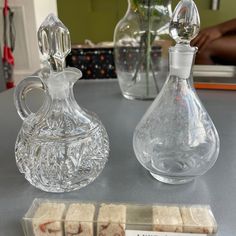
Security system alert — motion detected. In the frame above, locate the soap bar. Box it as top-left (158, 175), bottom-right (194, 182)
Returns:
top-left (97, 204), bottom-right (126, 236)
top-left (180, 206), bottom-right (216, 234)
top-left (65, 203), bottom-right (95, 236)
top-left (32, 202), bottom-right (65, 236)
top-left (152, 206), bottom-right (183, 232)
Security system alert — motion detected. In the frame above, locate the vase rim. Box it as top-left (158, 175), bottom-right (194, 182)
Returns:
top-left (128, 0), bottom-right (171, 6)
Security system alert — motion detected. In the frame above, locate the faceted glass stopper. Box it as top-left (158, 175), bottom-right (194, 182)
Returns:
top-left (38, 13), bottom-right (71, 71)
top-left (169, 0), bottom-right (200, 44)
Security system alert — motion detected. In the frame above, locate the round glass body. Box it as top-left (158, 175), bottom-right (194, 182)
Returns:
top-left (133, 49), bottom-right (220, 184)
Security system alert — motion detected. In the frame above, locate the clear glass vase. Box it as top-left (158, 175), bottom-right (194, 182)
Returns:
top-left (14, 14), bottom-right (109, 193)
top-left (133, 0), bottom-right (220, 184)
top-left (114, 0), bottom-right (172, 100)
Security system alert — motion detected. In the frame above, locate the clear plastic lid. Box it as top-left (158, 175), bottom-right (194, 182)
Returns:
top-left (22, 198), bottom-right (218, 236)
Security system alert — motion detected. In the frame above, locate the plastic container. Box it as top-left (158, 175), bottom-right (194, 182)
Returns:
top-left (22, 199), bottom-right (218, 236)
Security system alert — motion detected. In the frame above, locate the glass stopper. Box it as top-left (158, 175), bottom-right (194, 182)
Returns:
top-left (169, 0), bottom-right (200, 45)
top-left (38, 13), bottom-right (71, 72)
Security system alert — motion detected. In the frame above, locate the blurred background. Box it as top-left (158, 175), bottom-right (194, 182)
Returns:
top-left (1, 0), bottom-right (236, 88)
top-left (57, 0), bottom-right (236, 44)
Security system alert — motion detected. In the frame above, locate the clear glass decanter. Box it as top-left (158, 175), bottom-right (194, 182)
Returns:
top-left (114, 0), bottom-right (172, 100)
top-left (133, 0), bottom-right (220, 184)
top-left (14, 14), bottom-right (109, 192)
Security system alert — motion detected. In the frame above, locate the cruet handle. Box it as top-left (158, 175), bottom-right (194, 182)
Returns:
top-left (14, 76), bottom-right (46, 120)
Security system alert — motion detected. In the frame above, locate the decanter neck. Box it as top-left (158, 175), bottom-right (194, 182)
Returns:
top-left (47, 75), bottom-right (72, 100)
top-left (169, 45), bottom-right (197, 79)
top-left (44, 68), bottom-right (82, 100)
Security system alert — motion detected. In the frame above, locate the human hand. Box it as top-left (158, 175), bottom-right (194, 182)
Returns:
top-left (191, 26), bottom-right (222, 52)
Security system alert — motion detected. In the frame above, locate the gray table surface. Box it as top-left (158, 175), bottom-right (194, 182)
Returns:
top-left (0, 79), bottom-right (236, 236)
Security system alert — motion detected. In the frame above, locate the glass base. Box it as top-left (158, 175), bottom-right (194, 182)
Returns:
top-left (150, 172), bottom-right (194, 185)
top-left (118, 72), bottom-right (160, 100)
top-left (123, 93), bottom-right (155, 101)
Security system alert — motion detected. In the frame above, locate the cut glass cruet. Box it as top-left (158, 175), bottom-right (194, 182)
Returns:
top-left (133, 0), bottom-right (220, 184)
top-left (14, 14), bottom-right (109, 192)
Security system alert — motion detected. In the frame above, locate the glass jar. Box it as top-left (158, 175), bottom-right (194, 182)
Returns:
top-left (133, 47), bottom-right (220, 184)
top-left (133, 0), bottom-right (220, 184)
top-left (114, 0), bottom-right (173, 100)
top-left (14, 14), bottom-right (110, 193)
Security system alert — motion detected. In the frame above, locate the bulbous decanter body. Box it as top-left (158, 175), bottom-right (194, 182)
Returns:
top-left (133, 0), bottom-right (219, 184)
top-left (114, 0), bottom-right (172, 100)
top-left (14, 14), bottom-right (109, 192)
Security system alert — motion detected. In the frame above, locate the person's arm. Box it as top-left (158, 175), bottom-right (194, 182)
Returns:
top-left (217, 18), bottom-right (236, 35)
top-left (191, 18), bottom-right (236, 52)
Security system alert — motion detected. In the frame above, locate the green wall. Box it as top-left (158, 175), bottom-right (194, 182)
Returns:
top-left (57, 0), bottom-right (236, 44)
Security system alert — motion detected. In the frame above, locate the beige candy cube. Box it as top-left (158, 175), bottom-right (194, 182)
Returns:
top-left (65, 203), bottom-right (95, 236)
top-left (152, 206), bottom-right (183, 232)
top-left (32, 202), bottom-right (65, 236)
top-left (97, 204), bottom-right (126, 236)
top-left (180, 206), bottom-right (217, 234)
